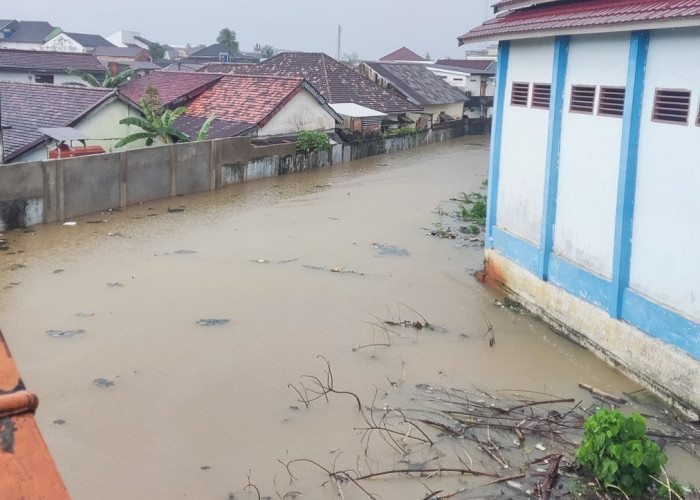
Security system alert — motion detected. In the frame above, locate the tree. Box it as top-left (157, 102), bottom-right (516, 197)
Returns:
top-left (148, 42), bottom-right (167, 60)
top-left (217, 28), bottom-right (239, 53)
top-left (64, 66), bottom-right (137, 88)
top-left (260, 45), bottom-right (275, 59)
top-left (115, 98), bottom-right (216, 148)
top-left (424, 52), bottom-right (431, 60)
top-left (253, 42), bottom-right (262, 51)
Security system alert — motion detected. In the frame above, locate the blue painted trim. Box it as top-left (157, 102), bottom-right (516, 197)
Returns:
top-left (539, 36), bottom-right (570, 280)
top-left (610, 31), bottom-right (649, 317)
top-left (622, 289), bottom-right (700, 361)
top-left (548, 254), bottom-right (615, 310)
top-left (485, 41), bottom-right (510, 247)
top-left (492, 227), bottom-right (540, 276)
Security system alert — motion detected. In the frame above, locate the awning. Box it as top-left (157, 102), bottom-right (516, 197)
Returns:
top-left (38, 127), bottom-right (89, 142)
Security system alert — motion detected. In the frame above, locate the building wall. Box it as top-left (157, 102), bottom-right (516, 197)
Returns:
top-left (554, 33), bottom-right (629, 278)
top-left (486, 29), bottom-right (700, 415)
top-left (42, 33), bottom-right (84, 52)
top-left (258, 89), bottom-right (337, 137)
top-left (497, 38), bottom-right (554, 244)
top-left (631, 27), bottom-right (700, 320)
top-left (0, 71), bottom-right (85, 85)
top-left (0, 42), bottom-right (43, 50)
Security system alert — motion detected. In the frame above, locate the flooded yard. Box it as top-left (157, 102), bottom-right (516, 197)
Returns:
top-left (0, 136), bottom-right (697, 499)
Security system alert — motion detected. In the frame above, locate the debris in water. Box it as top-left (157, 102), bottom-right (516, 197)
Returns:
top-left (93, 378), bottom-right (114, 388)
top-left (53, 269), bottom-right (64, 274)
top-left (174, 249), bottom-right (197, 255)
top-left (86, 220), bottom-right (108, 224)
top-left (75, 312), bottom-right (95, 318)
top-left (167, 207), bottom-right (185, 213)
top-left (46, 329), bottom-right (85, 338)
top-left (196, 319), bottom-right (230, 327)
top-left (372, 243), bottom-right (410, 256)
top-left (63, 221), bottom-right (77, 226)
top-left (107, 282), bottom-right (123, 287)
top-left (535, 443), bottom-right (546, 451)
top-left (253, 259), bottom-right (270, 264)
top-left (53, 419), bottom-right (66, 425)
top-left (200, 466), bottom-right (211, 471)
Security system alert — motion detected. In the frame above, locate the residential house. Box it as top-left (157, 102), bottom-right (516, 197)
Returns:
top-left (461, 0), bottom-right (700, 415)
top-left (427, 59), bottom-right (496, 118)
top-left (224, 52), bottom-right (423, 129)
top-left (107, 30), bottom-right (152, 50)
top-left (0, 82), bottom-right (140, 164)
top-left (357, 62), bottom-right (467, 126)
top-left (93, 46), bottom-right (158, 75)
top-left (186, 43), bottom-right (259, 63)
top-left (0, 48), bottom-right (106, 85)
top-left (119, 71), bottom-right (223, 108)
top-left (379, 46), bottom-right (427, 62)
top-left (42, 31), bottom-right (114, 53)
top-left (176, 74), bottom-right (341, 139)
top-left (0, 20), bottom-right (56, 50)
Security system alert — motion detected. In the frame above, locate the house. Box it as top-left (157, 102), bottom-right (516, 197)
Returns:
top-left (93, 46), bottom-right (155, 75)
top-left (186, 43), bottom-right (258, 63)
top-left (461, 0), bottom-right (700, 415)
top-left (379, 46), bottom-right (427, 62)
top-left (119, 71), bottom-right (223, 108)
top-left (357, 62), bottom-right (467, 126)
top-left (107, 30), bottom-right (152, 50)
top-left (42, 31), bottom-right (114, 53)
top-left (0, 48), bottom-right (106, 85)
top-left (0, 20), bottom-right (56, 50)
top-left (176, 74), bottom-right (342, 139)
top-left (427, 60), bottom-right (496, 118)
top-left (0, 82), bottom-right (140, 164)
top-left (225, 52), bottom-right (423, 128)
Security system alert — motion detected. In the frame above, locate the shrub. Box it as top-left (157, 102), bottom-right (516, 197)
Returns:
top-left (575, 409), bottom-right (667, 497)
top-left (296, 131), bottom-right (331, 152)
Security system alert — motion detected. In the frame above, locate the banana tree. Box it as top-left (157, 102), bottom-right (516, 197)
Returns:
top-left (64, 66), bottom-right (137, 88)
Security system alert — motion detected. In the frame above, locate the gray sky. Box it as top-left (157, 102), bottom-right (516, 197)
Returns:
top-left (4, 0), bottom-right (492, 59)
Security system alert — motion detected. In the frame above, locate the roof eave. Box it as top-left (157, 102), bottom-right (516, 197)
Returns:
top-left (459, 17), bottom-right (700, 44)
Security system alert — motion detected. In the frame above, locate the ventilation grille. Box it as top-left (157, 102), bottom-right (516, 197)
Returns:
top-left (570, 85), bottom-right (596, 114)
top-left (511, 82), bottom-right (529, 106)
top-left (598, 86), bottom-right (625, 117)
top-left (531, 83), bottom-right (551, 109)
top-left (652, 89), bottom-right (691, 125)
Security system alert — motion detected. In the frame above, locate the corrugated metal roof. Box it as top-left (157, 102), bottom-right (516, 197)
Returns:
top-left (38, 127), bottom-right (89, 142)
top-left (330, 102), bottom-right (387, 117)
top-left (460, 0), bottom-right (700, 43)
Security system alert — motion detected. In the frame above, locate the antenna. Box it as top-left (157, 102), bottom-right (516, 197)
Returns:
top-left (337, 25), bottom-right (341, 61)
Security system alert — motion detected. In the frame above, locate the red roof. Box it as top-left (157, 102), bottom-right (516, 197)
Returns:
top-left (185, 74), bottom-right (306, 125)
top-left (459, 0), bottom-right (700, 43)
top-left (379, 46), bottom-right (426, 62)
top-left (119, 71), bottom-right (223, 107)
top-left (0, 48), bottom-right (105, 72)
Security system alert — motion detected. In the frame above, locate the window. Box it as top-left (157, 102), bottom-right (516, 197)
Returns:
top-left (570, 85), bottom-right (596, 114)
top-left (511, 82), bottom-right (529, 106)
top-left (531, 83), bottom-right (551, 109)
top-left (598, 86), bottom-right (625, 117)
top-left (651, 89), bottom-right (691, 125)
top-left (218, 52), bottom-right (229, 63)
top-left (35, 74), bottom-right (54, 84)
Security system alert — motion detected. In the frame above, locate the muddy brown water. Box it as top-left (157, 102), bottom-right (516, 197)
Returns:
top-left (0, 137), bottom-right (697, 499)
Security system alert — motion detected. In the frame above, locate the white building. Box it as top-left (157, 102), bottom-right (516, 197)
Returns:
top-left (461, 0), bottom-right (700, 417)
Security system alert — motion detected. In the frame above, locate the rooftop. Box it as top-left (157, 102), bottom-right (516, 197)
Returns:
top-left (0, 48), bottom-right (105, 73)
top-left (379, 46), bottom-right (426, 62)
top-left (119, 71), bottom-right (223, 107)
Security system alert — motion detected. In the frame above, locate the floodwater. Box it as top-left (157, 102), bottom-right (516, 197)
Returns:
top-left (0, 137), bottom-right (697, 499)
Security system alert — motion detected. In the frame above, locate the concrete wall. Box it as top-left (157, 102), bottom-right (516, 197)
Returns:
top-left (42, 33), bottom-right (85, 52)
top-left (258, 89), bottom-right (337, 137)
top-left (0, 121), bottom-right (469, 229)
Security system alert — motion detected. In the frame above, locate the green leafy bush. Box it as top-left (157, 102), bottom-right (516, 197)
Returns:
top-left (296, 131), bottom-right (331, 153)
top-left (575, 409), bottom-right (667, 497)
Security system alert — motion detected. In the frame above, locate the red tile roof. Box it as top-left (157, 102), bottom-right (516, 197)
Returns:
top-left (226, 52), bottom-right (422, 114)
top-left (459, 0), bottom-right (700, 43)
top-left (0, 329), bottom-right (70, 499)
top-left (0, 82), bottom-right (122, 162)
top-left (119, 71), bottom-right (223, 107)
top-left (379, 46), bottom-right (426, 62)
top-left (0, 48), bottom-right (105, 73)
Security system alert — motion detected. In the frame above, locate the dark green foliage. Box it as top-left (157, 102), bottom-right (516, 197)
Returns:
top-left (575, 409), bottom-right (667, 497)
top-left (456, 191), bottom-right (487, 226)
top-left (296, 131), bottom-right (331, 153)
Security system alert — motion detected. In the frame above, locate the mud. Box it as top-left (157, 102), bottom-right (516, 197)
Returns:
top-left (0, 137), bottom-right (697, 499)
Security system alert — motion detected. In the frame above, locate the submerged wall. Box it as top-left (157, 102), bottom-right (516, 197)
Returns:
top-left (0, 121), bottom-right (468, 231)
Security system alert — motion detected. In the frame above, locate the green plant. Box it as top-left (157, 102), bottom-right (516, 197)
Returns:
top-left (468, 224), bottom-right (480, 234)
top-left (64, 66), bottom-right (137, 88)
top-left (575, 409), bottom-right (667, 497)
top-left (386, 126), bottom-right (416, 136)
top-left (296, 131), bottom-right (331, 153)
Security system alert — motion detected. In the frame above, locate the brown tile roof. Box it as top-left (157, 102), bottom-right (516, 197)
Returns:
top-left (225, 52), bottom-right (422, 114)
top-left (0, 82), bottom-right (119, 162)
top-left (0, 48), bottom-right (106, 73)
top-left (363, 62), bottom-right (467, 107)
top-left (0, 329), bottom-right (70, 498)
top-left (118, 71), bottom-right (223, 107)
top-left (379, 46), bottom-right (427, 62)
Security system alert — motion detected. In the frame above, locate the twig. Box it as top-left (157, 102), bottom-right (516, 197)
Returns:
top-left (578, 383), bottom-right (627, 404)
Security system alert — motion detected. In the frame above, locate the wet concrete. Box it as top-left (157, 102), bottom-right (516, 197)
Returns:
top-left (0, 137), bottom-right (697, 499)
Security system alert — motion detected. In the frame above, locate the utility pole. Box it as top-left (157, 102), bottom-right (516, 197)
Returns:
top-left (337, 25), bottom-right (341, 61)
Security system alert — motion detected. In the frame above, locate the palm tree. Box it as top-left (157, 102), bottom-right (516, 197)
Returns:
top-left (64, 66), bottom-right (137, 88)
top-left (115, 98), bottom-right (216, 148)
top-left (217, 28), bottom-right (239, 53)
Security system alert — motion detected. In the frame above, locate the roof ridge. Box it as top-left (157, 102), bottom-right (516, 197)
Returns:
top-left (320, 54), bottom-right (332, 99)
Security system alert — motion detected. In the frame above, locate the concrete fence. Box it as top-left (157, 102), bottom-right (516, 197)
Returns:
top-left (0, 122), bottom-right (469, 231)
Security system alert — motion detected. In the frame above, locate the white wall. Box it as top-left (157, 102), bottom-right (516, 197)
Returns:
top-left (258, 89), bottom-right (337, 137)
top-left (42, 33), bottom-right (84, 52)
top-left (0, 41), bottom-right (43, 50)
top-left (0, 71), bottom-right (87, 85)
top-left (554, 32), bottom-right (630, 278)
top-left (630, 27), bottom-right (700, 320)
top-left (497, 38), bottom-right (554, 244)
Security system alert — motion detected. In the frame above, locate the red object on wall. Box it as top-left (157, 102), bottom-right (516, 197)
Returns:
top-left (49, 144), bottom-right (105, 159)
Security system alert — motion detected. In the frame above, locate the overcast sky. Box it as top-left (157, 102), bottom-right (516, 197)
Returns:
top-left (4, 0), bottom-right (493, 59)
